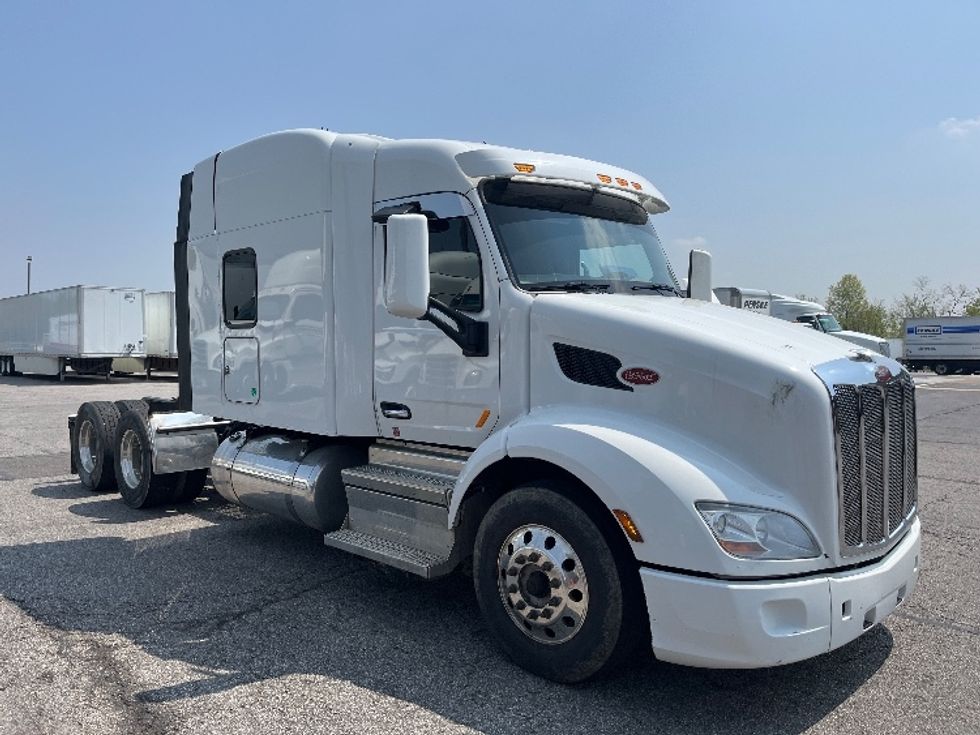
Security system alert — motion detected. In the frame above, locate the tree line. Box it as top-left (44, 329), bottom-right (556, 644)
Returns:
top-left (823, 275), bottom-right (980, 338)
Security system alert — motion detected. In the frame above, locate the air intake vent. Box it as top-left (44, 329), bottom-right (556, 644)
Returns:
top-left (553, 343), bottom-right (631, 392)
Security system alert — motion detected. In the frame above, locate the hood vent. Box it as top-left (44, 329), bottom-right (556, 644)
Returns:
top-left (553, 343), bottom-right (632, 392)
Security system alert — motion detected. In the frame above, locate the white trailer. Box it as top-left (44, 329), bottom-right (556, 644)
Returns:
top-left (113, 291), bottom-right (179, 377)
top-left (903, 316), bottom-right (980, 374)
top-left (713, 286), bottom-right (891, 356)
top-left (0, 286), bottom-right (145, 379)
top-left (68, 130), bottom-right (920, 683)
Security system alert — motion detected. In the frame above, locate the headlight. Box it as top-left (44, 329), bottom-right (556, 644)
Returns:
top-left (696, 502), bottom-right (821, 560)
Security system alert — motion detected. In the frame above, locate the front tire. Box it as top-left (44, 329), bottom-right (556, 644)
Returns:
top-left (473, 483), bottom-right (646, 683)
top-left (934, 363), bottom-right (949, 376)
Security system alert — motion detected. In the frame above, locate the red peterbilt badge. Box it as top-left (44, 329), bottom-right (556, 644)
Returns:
top-left (619, 367), bottom-right (660, 386)
top-left (875, 365), bottom-right (893, 383)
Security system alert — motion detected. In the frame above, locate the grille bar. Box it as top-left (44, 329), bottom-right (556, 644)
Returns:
top-left (833, 374), bottom-right (917, 555)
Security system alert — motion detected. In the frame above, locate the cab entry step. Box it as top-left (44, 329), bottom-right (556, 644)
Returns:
top-left (323, 528), bottom-right (455, 579)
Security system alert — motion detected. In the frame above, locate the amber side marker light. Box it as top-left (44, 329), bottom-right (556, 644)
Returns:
top-left (475, 409), bottom-right (491, 428)
top-left (596, 173), bottom-right (613, 184)
top-left (612, 509), bottom-right (644, 542)
top-left (513, 163), bottom-right (536, 174)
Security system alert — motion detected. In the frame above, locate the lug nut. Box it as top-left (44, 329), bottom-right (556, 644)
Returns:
top-left (515, 600), bottom-right (527, 610)
top-left (528, 610), bottom-right (540, 620)
top-left (515, 555), bottom-right (527, 565)
top-left (528, 552), bottom-right (541, 562)
top-left (550, 578), bottom-right (561, 589)
top-left (508, 584), bottom-right (518, 594)
top-left (508, 567), bottom-right (518, 576)
top-left (542, 561), bottom-right (553, 572)
top-left (540, 609), bottom-right (553, 619)
top-left (549, 596), bottom-right (561, 606)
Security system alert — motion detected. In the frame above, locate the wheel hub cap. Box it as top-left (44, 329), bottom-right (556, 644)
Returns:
top-left (497, 524), bottom-right (589, 645)
top-left (78, 420), bottom-right (97, 474)
top-left (119, 428), bottom-right (143, 490)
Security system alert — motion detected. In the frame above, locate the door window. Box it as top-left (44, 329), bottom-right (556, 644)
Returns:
top-left (428, 218), bottom-right (482, 312)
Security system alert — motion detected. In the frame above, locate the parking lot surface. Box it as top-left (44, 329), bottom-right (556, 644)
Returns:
top-left (0, 373), bottom-right (978, 735)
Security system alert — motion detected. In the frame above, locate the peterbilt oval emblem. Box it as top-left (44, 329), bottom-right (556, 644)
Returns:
top-left (619, 367), bottom-right (660, 386)
top-left (875, 365), bottom-right (893, 383)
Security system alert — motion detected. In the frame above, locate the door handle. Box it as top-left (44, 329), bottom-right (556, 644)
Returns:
top-left (380, 402), bottom-right (412, 420)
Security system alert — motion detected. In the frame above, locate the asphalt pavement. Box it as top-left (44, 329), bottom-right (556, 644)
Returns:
top-left (0, 372), bottom-right (978, 734)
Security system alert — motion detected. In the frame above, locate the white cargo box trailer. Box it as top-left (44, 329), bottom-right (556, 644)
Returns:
top-left (113, 291), bottom-right (179, 377)
top-left (903, 316), bottom-right (980, 374)
top-left (0, 286), bottom-right (145, 379)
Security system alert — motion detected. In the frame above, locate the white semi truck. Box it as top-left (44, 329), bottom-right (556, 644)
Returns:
top-left (67, 130), bottom-right (920, 683)
top-left (713, 287), bottom-right (891, 356)
top-left (902, 316), bottom-right (980, 375)
top-left (0, 285), bottom-right (145, 379)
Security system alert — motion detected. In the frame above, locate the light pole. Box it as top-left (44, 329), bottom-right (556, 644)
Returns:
top-left (26, 256), bottom-right (32, 294)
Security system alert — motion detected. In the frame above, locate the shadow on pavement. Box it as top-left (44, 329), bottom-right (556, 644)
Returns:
top-left (1, 486), bottom-right (893, 735)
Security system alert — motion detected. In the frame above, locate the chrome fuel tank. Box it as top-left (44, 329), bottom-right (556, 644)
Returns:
top-left (211, 432), bottom-right (365, 531)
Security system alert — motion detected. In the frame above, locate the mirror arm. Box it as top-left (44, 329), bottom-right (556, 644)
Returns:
top-left (422, 298), bottom-right (489, 357)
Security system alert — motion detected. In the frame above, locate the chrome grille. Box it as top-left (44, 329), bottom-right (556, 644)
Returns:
top-left (832, 374), bottom-right (917, 555)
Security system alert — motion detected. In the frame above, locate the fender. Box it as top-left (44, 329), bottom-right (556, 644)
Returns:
top-left (448, 405), bottom-right (834, 577)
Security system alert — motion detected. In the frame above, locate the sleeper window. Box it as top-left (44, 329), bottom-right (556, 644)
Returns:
top-left (223, 249), bottom-right (257, 328)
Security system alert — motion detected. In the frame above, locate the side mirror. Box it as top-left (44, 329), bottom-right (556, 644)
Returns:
top-left (384, 214), bottom-right (430, 319)
top-left (687, 249), bottom-right (712, 301)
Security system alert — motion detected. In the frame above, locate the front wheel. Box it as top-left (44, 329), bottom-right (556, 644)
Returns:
top-left (473, 483), bottom-right (646, 683)
top-left (934, 363), bottom-right (949, 376)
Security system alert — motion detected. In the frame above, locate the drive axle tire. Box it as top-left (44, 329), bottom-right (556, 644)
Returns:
top-left (171, 469), bottom-right (208, 504)
top-left (113, 409), bottom-right (182, 509)
top-left (473, 483), bottom-right (647, 684)
top-left (73, 401), bottom-right (121, 492)
top-left (113, 399), bottom-right (149, 419)
top-left (934, 363), bottom-right (949, 376)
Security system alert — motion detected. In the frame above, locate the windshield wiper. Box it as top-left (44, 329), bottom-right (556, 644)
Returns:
top-left (631, 283), bottom-right (683, 296)
top-left (529, 281), bottom-right (612, 293)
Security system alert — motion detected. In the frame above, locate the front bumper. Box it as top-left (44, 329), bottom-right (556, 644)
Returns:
top-left (641, 517), bottom-right (920, 668)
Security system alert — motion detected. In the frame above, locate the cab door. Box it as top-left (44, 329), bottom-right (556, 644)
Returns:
top-left (373, 194), bottom-right (500, 448)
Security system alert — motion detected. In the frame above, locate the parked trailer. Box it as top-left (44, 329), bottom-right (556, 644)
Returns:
top-left (113, 291), bottom-right (179, 377)
top-left (68, 129), bottom-right (920, 683)
top-left (0, 286), bottom-right (145, 380)
top-left (903, 316), bottom-right (980, 375)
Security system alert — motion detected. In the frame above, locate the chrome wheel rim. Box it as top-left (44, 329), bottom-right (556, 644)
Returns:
top-left (119, 428), bottom-right (143, 490)
top-left (497, 524), bottom-right (589, 645)
top-left (78, 419), bottom-right (97, 474)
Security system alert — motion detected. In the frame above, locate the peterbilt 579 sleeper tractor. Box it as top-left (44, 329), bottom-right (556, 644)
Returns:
top-left (68, 130), bottom-right (920, 683)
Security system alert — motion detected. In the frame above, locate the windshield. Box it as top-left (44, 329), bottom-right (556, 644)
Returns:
top-left (817, 314), bottom-right (842, 332)
top-left (481, 179), bottom-right (679, 294)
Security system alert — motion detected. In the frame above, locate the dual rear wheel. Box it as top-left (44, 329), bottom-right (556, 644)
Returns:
top-left (73, 401), bottom-right (206, 507)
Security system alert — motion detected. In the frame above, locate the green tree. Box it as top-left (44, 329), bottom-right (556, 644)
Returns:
top-left (826, 274), bottom-right (893, 336)
top-left (965, 292), bottom-right (980, 317)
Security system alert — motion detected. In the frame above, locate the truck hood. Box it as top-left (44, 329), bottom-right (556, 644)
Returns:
top-left (833, 329), bottom-right (890, 355)
top-left (527, 293), bottom-right (905, 566)
top-left (531, 293), bottom-right (880, 374)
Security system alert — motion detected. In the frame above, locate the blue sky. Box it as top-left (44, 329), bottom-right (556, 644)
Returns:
top-left (1, 1), bottom-right (978, 305)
